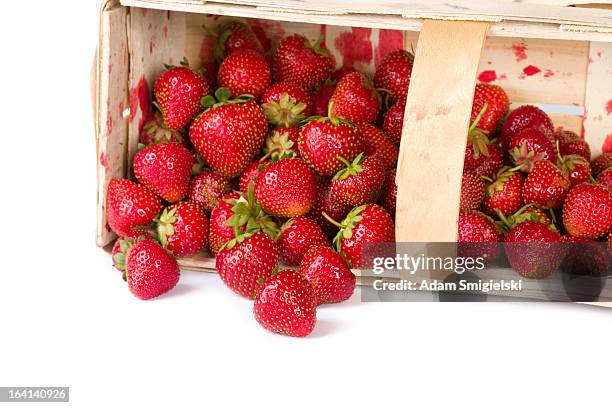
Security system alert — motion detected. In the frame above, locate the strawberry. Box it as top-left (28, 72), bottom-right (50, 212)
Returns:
top-left (272, 34), bottom-right (334, 91)
top-left (153, 58), bottom-right (211, 130)
top-left (500, 105), bottom-right (554, 149)
top-left (214, 21), bottom-right (264, 57)
top-left (556, 130), bottom-right (591, 161)
top-left (299, 114), bottom-right (364, 176)
top-left (209, 192), bottom-right (242, 256)
top-left (591, 153), bottom-right (612, 177)
top-left (189, 88), bottom-right (267, 178)
top-left (562, 183), bottom-right (612, 239)
top-left (330, 72), bottom-right (381, 123)
top-left (472, 143), bottom-right (503, 178)
top-left (133, 143), bottom-right (194, 202)
top-left (125, 239), bottom-right (180, 300)
top-left (156, 202), bottom-right (209, 257)
top-left (460, 171), bottom-right (485, 211)
top-left (278, 216), bottom-right (328, 265)
top-left (509, 127), bottom-right (556, 172)
top-left (254, 157), bottom-right (318, 217)
top-left (326, 204), bottom-right (395, 268)
top-left (217, 48), bottom-right (271, 99)
top-left (470, 83), bottom-right (509, 133)
top-left (188, 170), bottom-right (232, 213)
top-left (561, 236), bottom-right (608, 276)
top-left (239, 159), bottom-right (270, 193)
top-left (261, 82), bottom-right (312, 127)
top-left (504, 220), bottom-right (563, 279)
top-left (307, 178), bottom-right (352, 234)
top-left (331, 153), bottom-right (385, 206)
top-left (299, 246), bottom-right (355, 305)
top-left (358, 123), bottom-right (399, 169)
top-left (522, 160), bottom-right (569, 209)
top-left (558, 154), bottom-right (591, 187)
top-left (261, 127), bottom-right (299, 161)
top-left (139, 111), bottom-right (188, 147)
top-left (483, 167), bottom-right (524, 217)
top-left (106, 178), bottom-right (163, 236)
top-left (464, 107), bottom-right (493, 172)
top-left (311, 80), bottom-right (336, 117)
top-left (554, 129), bottom-right (580, 143)
top-left (216, 231), bottom-right (280, 299)
top-left (253, 270), bottom-right (316, 337)
top-left (457, 211), bottom-right (502, 264)
top-left (374, 50), bottom-right (413, 105)
top-left (111, 230), bottom-right (153, 273)
top-left (597, 167), bottom-right (612, 191)
top-left (382, 102), bottom-right (405, 144)
top-left (380, 170), bottom-right (397, 217)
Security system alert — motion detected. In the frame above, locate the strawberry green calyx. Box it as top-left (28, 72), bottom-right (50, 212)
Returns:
top-left (486, 165), bottom-right (522, 197)
top-left (261, 131), bottom-right (296, 162)
top-left (496, 204), bottom-right (556, 234)
top-left (333, 153), bottom-right (365, 181)
top-left (156, 207), bottom-right (178, 248)
top-left (509, 144), bottom-right (545, 172)
top-left (200, 87), bottom-right (253, 110)
top-left (112, 235), bottom-right (149, 279)
top-left (164, 56), bottom-right (205, 76)
top-left (224, 185), bottom-right (280, 240)
top-left (301, 101), bottom-right (355, 128)
top-left (323, 205), bottom-right (365, 253)
top-left (262, 92), bottom-right (308, 127)
top-left (305, 35), bottom-right (330, 58)
top-left (467, 103), bottom-right (491, 160)
top-left (220, 230), bottom-right (256, 251)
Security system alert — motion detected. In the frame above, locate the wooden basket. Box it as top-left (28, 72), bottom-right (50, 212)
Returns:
top-left (94, 0), bottom-right (612, 303)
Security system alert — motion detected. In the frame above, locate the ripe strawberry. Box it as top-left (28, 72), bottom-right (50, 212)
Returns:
top-left (209, 192), bottom-right (242, 256)
top-left (278, 216), bottom-right (328, 265)
top-left (254, 157), bottom-right (318, 217)
top-left (188, 170), bottom-right (232, 213)
top-left (125, 239), bottom-right (180, 300)
top-left (562, 183), bottom-right (612, 239)
top-left (382, 102), bottom-right (405, 144)
top-left (374, 50), bottom-right (413, 105)
top-left (106, 178), bottom-right (163, 236)
top-left (239, 159), bottom-right (270, 193)
top-left (189, 89), bottom-right (267, 178)
top-left (358, 123), bottom-right (398, 169)
top-left (554, 129), bottom-right (580, 143)
top-left (272, 34), bottom-right (334, 91)
top-left (253, 270), bottom-right (316, 337)
top-left (307, 179), bottom-right (352, 234)
top-left (460, 171), bottom-right (485, 211)
top-left (380, 170), bottom-right (397, 217)
top-left (509, 127), bottom-right (556, 172)
top-left (558, 154), bottom-right (591, 187)
top-left (327, 204), bottom-right (395, 268)
top-left (299, 116), bottom-right (364, 176)
top-left (133, 143), bottom-right (194, 202)
top-left (156, 202), bottom-right (209, 257)
top-left (470, 83), bottom-right (509, 133)
top-left (300, 246), bottom-right (355, 305)
top-left (215, 21), bottom-right (264, 57)
top-left (472, 143), bottom-right (503, 178)
top-left (522, 160), bottom-right (569, 208)
top-left (330, 72), bottom-right (381, 123)
top-left (483, 167), bottom-right (524, 217)
top-left (504, 221), bottom-right (563, 279)
top-left (261, 82), bottom-right (312, 127)
top-left (591, 153), bottom-right (612, 177)
top-left (139, 111), bottom-right (188, 147)
top-left (261, 127), bottom-right (299, 161)
top-left (311, 80), bottom-right (336, 117)
top-left (217, 48), bottom-right (271, 99)
top-left (556, 130), bottom-right (591, 161)
top-left (111, 230), bottom-right (153, 273)
top-left (331, 154), bottom-right (385, 206)
top-left (153, 59), bottom-right (211, 130)
top-left (500, 105), bottom-right (554, 149)
top-left (216, 232), bottom-right (280, 299)
top-left (464, 109), bottom-right (493, 171)
top-left (597, 167), bottom-right (612, 190)
top-left (457, 211), bottom-right (502, 264)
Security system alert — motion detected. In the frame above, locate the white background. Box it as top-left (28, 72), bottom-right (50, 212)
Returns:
top-left (0, 1), bottom-right (611, 407)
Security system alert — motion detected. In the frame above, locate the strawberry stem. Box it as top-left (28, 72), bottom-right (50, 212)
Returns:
top-left (322, 212), bottom-right (344, 229)
top-left (468, 102), bottom-right (489, 134)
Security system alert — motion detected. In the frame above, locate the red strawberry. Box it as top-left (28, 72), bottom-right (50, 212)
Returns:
top-left (307, 178), bottom-right (352, 234)
top-left (215, 21), bottom-right (264, 57)
top-left (522, 160), bottom-right (569, 209)
top-left (327, 204), bottom-right (395, 268)
top-left (278, 216), bottom-right (328, 266)
top-left (500, 105), bottom-right (554, 149)
top-left (380, 170), bottom-right (397, 217)
top-left (464, 109), bottom-right (493, 172)
top-left (239, 159), bottom-right (270, 193)
top-left (300, 246), bottom-right (355, 305)
top-left (299, 116), bottom-right (364, 176)
top-left (133, 143), bottom-right (194, 202)
top-left (554, 129), bottom-right (580, 143)
top-left (261, 127), bottom-right (299, 161)
top-left (330, 72), bottom-right (381, 123)
top-left (460, 171), bottom-right (485, 211)
top-left (188, 170), bottom-right (232, 213)
top-left (562, 183), bottom-right (612, 239)
top-left (261, 82), bottom-right (312, 127)
top-left (358, 123), bottom-right (399, 169)
top-left (558, 154), bottom-right (592, 188)
top-left (374, 50), bottom-right (413, 105)
top-left (331, 154), bottom-right (385, 206)
top-left (470, 83), bottom-right (509, 133)
top-left (153, 59), bottom-right (211, 130)
top-left (272, 34), bottom-right (334, 91)
top-left (139, 111), bottom-right (188, 147)
top-left (156, 202), bottom-right (209, 257)
top-left (106, 179), bottom-right (163, 236)
top-left (382, 102), bottom-right (405, 144)
top-left (457, 211), bottom-right (502, 264)
top-left (125, 239), bottom-right (180, 300)
top-left (597, 167), bottom-right (612, 190)
top-left (504, 221), bottom-right (563, 279)
top-left (509, 127), bottom-right (556, 172)
top-left (556, 130), bottom-right (591, 161)
top-left (217, 48), bottom-right (271, 99)
top-left (209, 192), bottom-right (242, 256)
top-left (253, 270), bottom-right (316, 337)
top-left (111, 230), bottom-right (153, 273)
top-left (472, 143), bottom-right (503, 178)
top-left (591, 153), bottom-right (612, 177)
top-left (483, 167), bottom-right (524, 217)
top-left (216, 232), bottom-right (280, 299)
top-left (189, 89), bottom-right (267, 178)
top-left (311, 80), bottom-right (336, 117)
top-left (254, 157), bottom-right (318, 217)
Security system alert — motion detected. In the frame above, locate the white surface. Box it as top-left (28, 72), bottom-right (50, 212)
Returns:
top-left (0, 1), bottom-right (611, 407)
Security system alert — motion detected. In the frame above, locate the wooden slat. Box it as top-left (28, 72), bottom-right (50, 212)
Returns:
top-left (583, 41), bottom-right (612, 156)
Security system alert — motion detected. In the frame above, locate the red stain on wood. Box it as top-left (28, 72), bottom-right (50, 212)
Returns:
top-left (106, 116), bottom-right (113, 135)
top-left (129, 76), bottom-right (151, 133)
top-left (140, 8), bottom-right (148, 16)
top-left (249, 20), bottom-right (284, 52)
top-left (435, 105), bottom-right (451, 116)
top-left (162, 25), bottom-right (168, 39)
top-left (487, 60), bottom-right (492, 65)
top-left (119, 101), bottom-right (125, 118)
top-left (543, 69), bottom-right (554, 78)
top-left (498, 73), bottom-right (508, 80)
top-left (606, 99), bottom-right (612, 115)
top-left (99, 152), bottom-right (109, 169)
top-left (597, 51), bottom-right (603, 58)
top-left (511, 42), bottom-right (528, 62)
top-left (478, 70), bottom-right (497, 83)
top-left (523, 65), bottom-right (541, 76)
top-left (603, 134), bottom-right (612, 153)
top-left (108, 64), bottom-right (113, 75)
top-left (334, 27), bottom-right (373, 70)
top-left (149, 40), bottom-right (154, 54)
top-left (375, 29), bottom-right (404, 67)
top-left (148, 23), bottom-right (152, 31)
